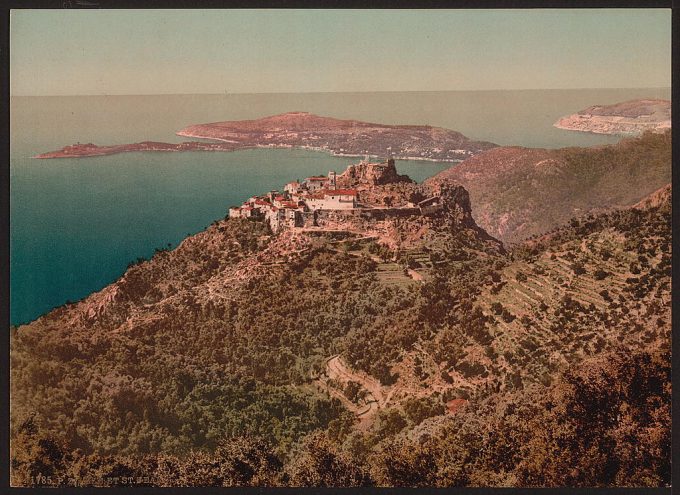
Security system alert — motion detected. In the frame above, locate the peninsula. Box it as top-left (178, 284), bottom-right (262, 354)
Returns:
top-left (553, 98), bottom-right (671, 135)
top-left (34, 112), bottom-right (497, 161)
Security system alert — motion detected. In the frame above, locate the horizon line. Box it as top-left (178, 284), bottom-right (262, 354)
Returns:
top-left (10, 86), bottom-right (672, 98)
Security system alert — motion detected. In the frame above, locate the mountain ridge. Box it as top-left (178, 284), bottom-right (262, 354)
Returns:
top-left (428, 129), bottom-right (671, 244)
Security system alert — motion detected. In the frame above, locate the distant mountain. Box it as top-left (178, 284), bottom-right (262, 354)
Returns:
top-left (428, 130), bottom-right (671, 244)
top-left (177, 111), bottom-right (498, 162)
top-left (554, 99), bottom-right (671, 135)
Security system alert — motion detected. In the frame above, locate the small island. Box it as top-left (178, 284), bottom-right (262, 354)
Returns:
top-left (34, 112), bottom-right (497, 161)
top-left (553, 98), bottom-right (671, 135)
top-left (34, 140), bottom-right (244, 159)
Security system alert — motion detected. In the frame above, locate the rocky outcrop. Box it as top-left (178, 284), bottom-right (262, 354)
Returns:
top-left (313, 177), bottom-right (503, 252)
top-left (336, 158), bottom-right (411, 187)
top-left (633, 183), bottom-right (671, 210)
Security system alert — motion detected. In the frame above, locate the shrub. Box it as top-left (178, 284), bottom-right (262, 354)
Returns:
top-left (571, 262), bottom-right (586, 276)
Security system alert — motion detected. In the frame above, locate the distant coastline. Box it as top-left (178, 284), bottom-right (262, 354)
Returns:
top-left (35, 112), bottom-right (495, 162)
top-left (34, 141), bottom-right (462, 163)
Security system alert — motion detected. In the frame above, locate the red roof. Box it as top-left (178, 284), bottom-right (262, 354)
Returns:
top-left (307, 176), bottom-right (327, 181)
top-left (323, 189), bottom-right (357, 197)
top-left (274, 195), bottom-right (285, 201)
top-left (282, 202), bottom-right (299, 208)
top-left (253, 199), bottom-right (270, 206)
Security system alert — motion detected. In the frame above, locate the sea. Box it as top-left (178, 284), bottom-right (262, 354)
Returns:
top-left (10, 88), bottom-right (670, 325)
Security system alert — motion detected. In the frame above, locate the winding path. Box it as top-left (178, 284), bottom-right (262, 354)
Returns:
top-left (321, 355), bottom-right (391, 425)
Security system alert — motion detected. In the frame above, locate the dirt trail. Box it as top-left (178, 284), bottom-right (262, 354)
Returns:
top-left (327, 355), bottom-right (386, 404)
top-left (321, 355), bottom-right (391, 426)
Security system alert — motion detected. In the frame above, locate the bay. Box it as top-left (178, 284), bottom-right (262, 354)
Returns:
top-left (10, 88), bottom-right (670, 324)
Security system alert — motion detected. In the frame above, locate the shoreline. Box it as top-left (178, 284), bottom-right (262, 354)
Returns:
top-left (34, 140), bottom-right (461, 163)
top-left (553, 121), bottom-right (670, 136)
top-left (175, 129), bottom-right (462, 163)
top-left (552, 122), bottom-right (635, 136)
top-left (35, 111), bottom-right (492, 162)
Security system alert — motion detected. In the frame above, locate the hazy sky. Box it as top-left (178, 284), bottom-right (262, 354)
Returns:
top-left (10, 9), bottom-right (671, 96)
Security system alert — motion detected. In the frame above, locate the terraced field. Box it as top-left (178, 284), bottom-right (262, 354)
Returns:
top-left (469, 220), bottom-right (670, 390)
top-left (383, 196), bottom-right (673, 399)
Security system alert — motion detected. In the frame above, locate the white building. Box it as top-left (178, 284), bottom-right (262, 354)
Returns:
top-left (304, 176), bottom-right (328, 192)
top-left (305, 189), bottom-right (357, 210)
top-left (284, 181), bottom-right (301, 195)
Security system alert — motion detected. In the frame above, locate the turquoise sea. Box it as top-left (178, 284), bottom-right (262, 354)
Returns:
top-left (10, 88), bottom-right (670, 325)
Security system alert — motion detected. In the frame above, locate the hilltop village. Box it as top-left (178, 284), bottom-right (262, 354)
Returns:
top-left (229, 157), bottom-right (446, 232)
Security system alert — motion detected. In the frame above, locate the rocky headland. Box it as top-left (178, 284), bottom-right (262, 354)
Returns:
top-left (34, 140), bottom-right (244, 159)
top-left (553, 98), bottom-right (671, 135)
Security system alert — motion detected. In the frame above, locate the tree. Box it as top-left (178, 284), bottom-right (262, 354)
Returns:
top-left (287, 432), bottom-right (372, 487)
top-left (403, 397), bottom-right (445, 426)
top-left (571, 262), bottom-right (586, 276)
top-left (374, 409), bottom-right (407, 440)
top-left (10, 416), bottom-right (70, 487)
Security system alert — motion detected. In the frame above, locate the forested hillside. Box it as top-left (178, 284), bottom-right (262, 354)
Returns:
top-left (430, 130), bottom-right (671, 243)
top-left (10, 176), bottom-right (671, 487)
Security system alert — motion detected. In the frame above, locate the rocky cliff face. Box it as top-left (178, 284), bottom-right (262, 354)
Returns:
top-left (315, 177), bottom-right (502, 252)
top-left (336, 159), bottom-right (412, 187)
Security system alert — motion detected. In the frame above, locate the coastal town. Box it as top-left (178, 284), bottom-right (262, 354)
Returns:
top-left (228, 156), bottom-right (445, 232)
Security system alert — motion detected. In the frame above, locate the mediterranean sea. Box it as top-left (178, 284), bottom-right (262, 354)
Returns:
top-left (10, 88), bottom-right (670, 324)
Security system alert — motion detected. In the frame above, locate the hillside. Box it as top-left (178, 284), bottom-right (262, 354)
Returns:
top-left (9, 174), bottom-right (501, 458)
top-left (428, 130), bottom-right (671, 244)
top-left (10, 173), bottom-right (671, 486)
top-left (554, 99), bottom-right (671, 135)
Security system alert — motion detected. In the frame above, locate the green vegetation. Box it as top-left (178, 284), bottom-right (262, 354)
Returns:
top-left (434, 130), bottom-right (671, 243)
top-left (11, 348), bottom-right (669, 487)
top-left (9, 178), bottom-right (671, 487)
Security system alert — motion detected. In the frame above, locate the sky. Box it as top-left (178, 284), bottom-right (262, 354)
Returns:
top-left (10, 9), bottom-right (672, 96)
